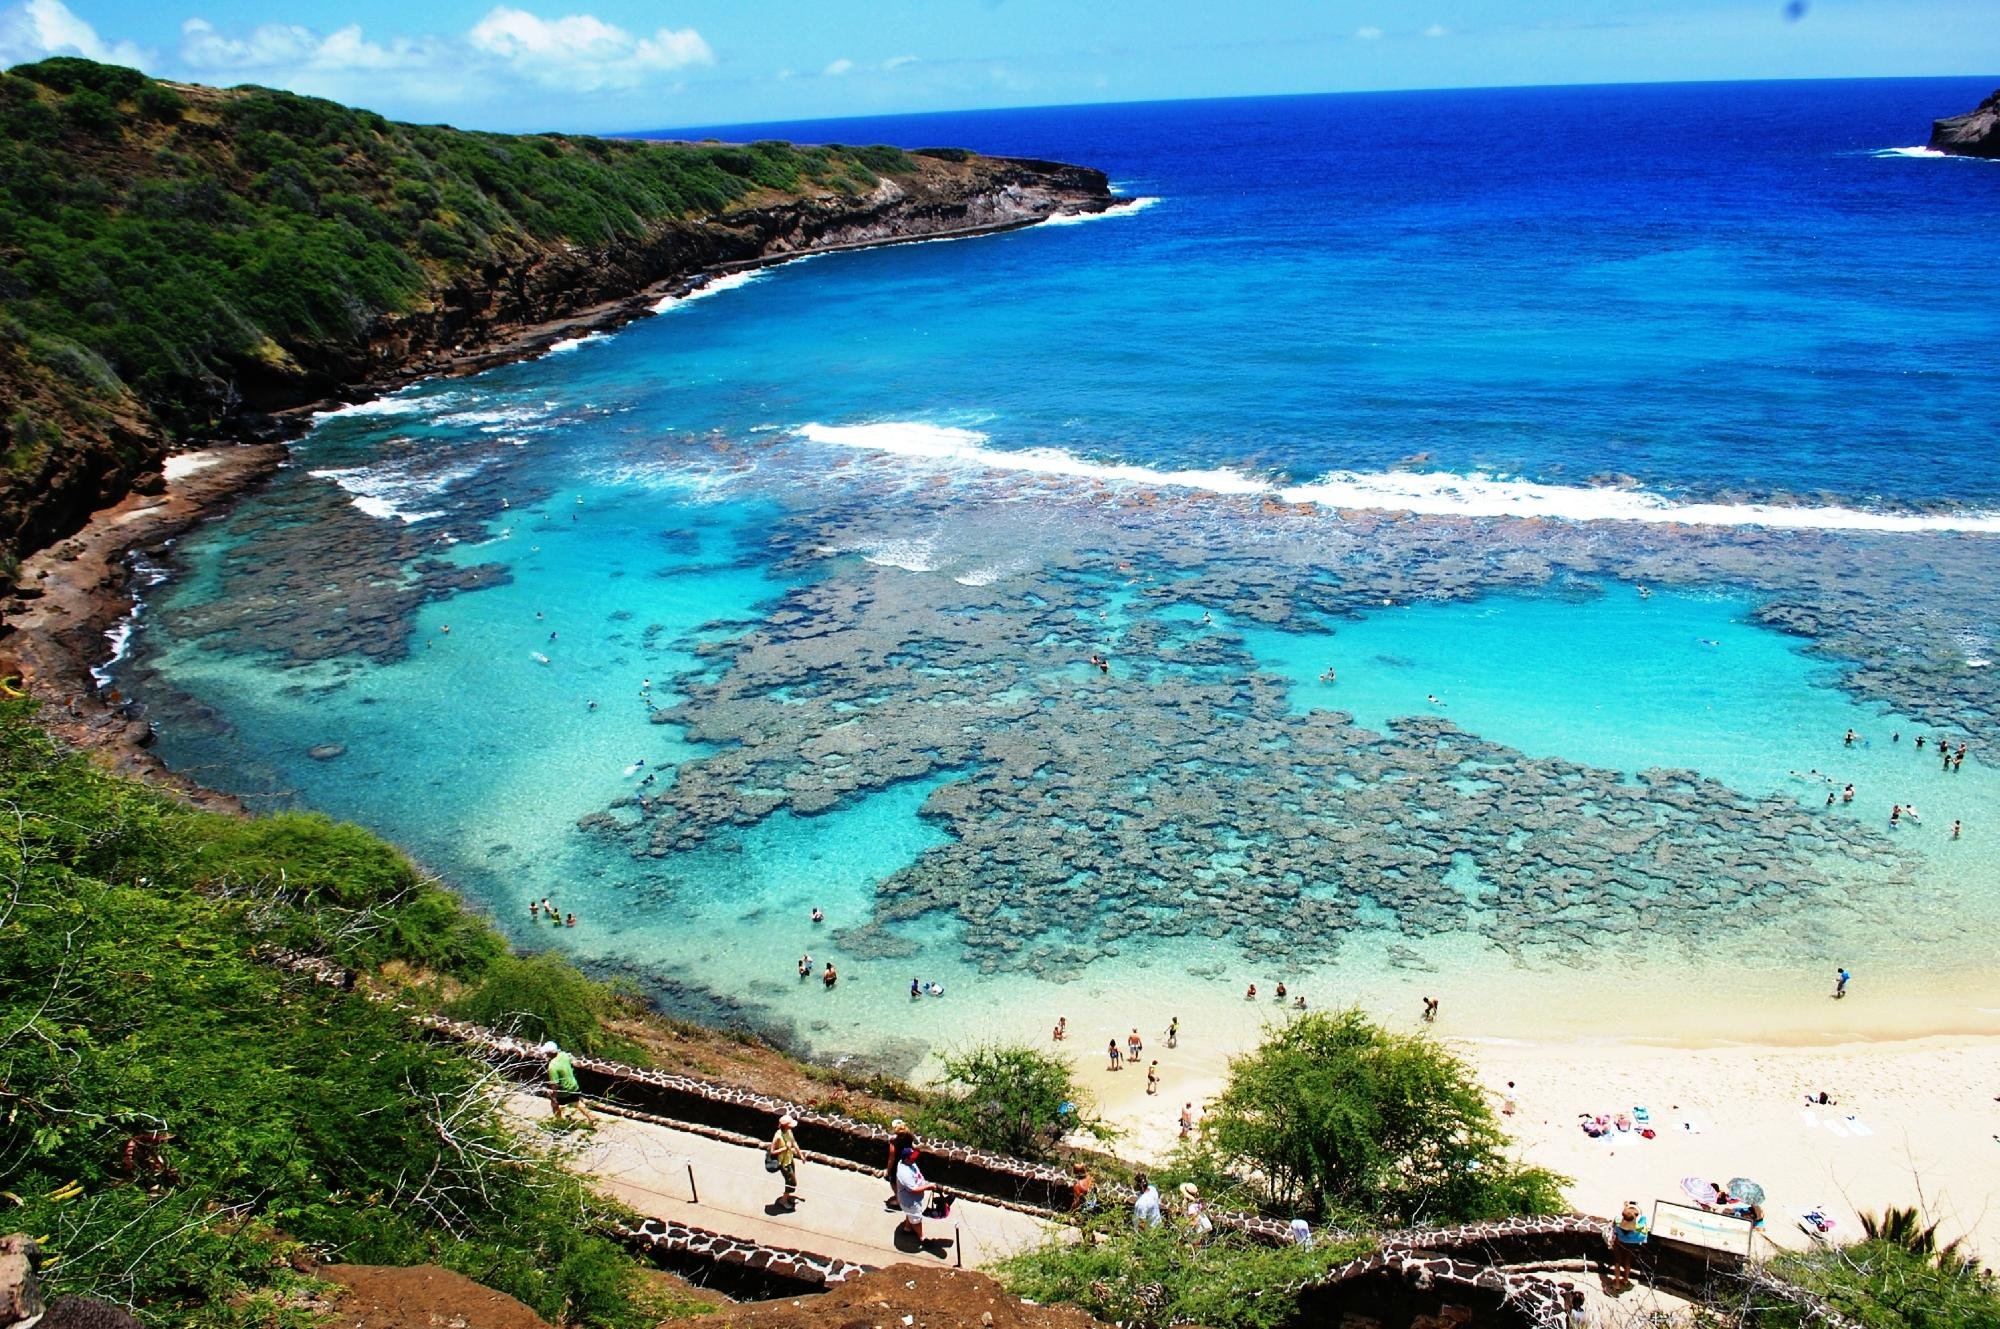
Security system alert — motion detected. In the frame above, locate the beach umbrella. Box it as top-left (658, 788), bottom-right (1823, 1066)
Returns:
top-left (1728, 1178), bottom-right (1767, 1205)
top-left (1681, 1177), bottom-right (1718, 1206)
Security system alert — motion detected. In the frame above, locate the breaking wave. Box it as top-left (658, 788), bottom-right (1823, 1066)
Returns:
top-left (792, 420), bottom-right (2000, 534)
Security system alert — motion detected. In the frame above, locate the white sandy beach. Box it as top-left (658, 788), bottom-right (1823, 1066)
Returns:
top-left (1090, 1030), bottom-right (2000, 1261)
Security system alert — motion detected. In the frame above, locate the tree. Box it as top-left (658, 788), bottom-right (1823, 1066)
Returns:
top-left (1195, 1008), bottom-right (1565, 1224)
top-left (921, 1042), bottom-right (1110, 1160)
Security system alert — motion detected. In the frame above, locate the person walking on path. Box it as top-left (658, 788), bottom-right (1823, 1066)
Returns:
top-left (541, 1041), bottom-right (595, 1125)
top-left (1610, 1200), bottom-right (1649, 1286)
top-left (1127, 1028), bottom-right (1144, 1061)
top-left (1178, 1102), bottom-right (1195, 1138)
top-left (1180, 1183), bottom-right (1213, 1244)
top-left (1132, 1170), bottom-right (1163, 1229)
top-left (767, 1114), bottom-right (802, 1211)
top-left (883, 1119), bottom-right (914, 1211)
top-left (894, 1146), bottom-right (936, 1244)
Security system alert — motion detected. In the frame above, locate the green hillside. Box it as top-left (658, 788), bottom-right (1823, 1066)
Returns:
top-left (0, 56), bottom-right (915, 560)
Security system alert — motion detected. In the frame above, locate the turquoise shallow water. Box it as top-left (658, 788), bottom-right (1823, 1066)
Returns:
top-left (114, 82), bottom-right (2000, 1068)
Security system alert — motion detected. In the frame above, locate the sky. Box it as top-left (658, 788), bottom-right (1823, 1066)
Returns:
top-left (0, 0), bottom-right (1994, 133)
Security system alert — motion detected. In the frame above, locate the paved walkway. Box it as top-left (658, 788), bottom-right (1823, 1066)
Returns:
top-left (502, 1093), bottom-right (1056, 1270)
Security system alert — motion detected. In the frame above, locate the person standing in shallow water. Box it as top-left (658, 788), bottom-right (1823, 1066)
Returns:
top-left (1107, 1039), bottom-right (1123, 1071)
top-left (1147, 1061), bottom-right (1161, 1095)
top-left (1422, 996), bottom-right (1439, 1022)
top-left (1834, 967), bottom-right (1850, 998)
top-left (822, 960), bottom-right (838, 989)
top-left (1167, 1016), bottom-right (1178, 1048)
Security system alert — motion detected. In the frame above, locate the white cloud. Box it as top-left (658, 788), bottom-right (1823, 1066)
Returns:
top-left (1424, 23), bottom-right (1451, 37)
top-left (175, 4), bottom-right (711, 104)
top-left (0, 0), bottom-right (150, 68)
top-left (821, 57), bottom-right (853, 76)
top-left (467, 6), bottom-right (711, 89)
top-left (882, 53), bottom-right (919, 70)
top-left (1354, 25), bottom-right (1383, 40)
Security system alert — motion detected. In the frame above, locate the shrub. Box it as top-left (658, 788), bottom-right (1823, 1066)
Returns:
top-left (917, 1042), bottom-right (1110, 1160)
top-left (449, 952), bottom-right (640, 1057)
top-left (1001, 1219), bottom-right (1375, 1329)
top-left (1765, 1222), bottom-right (2000, 1329)
top-left (1194, 1008), bottom-right (1567, 1224)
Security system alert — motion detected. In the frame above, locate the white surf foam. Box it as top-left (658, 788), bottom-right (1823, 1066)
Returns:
top-left (792, 421), bottom-right (2000, 535)
top-left (313, 393), bottom-right (439, 422)
top-left (1039, 196), bottom-right (1161, 226)
top-left (90, 620), bottom-right (134, 689)
top-left (308, 459), bottom-right (486, 524)
top-left (546, 331), bottom-right (612, 355)
top-left (795, 421), bottom-right (1270, 496)
top-left (653, 269), bottom-right (770, 313)
top-left (857, 535), bottom-right (939, 573)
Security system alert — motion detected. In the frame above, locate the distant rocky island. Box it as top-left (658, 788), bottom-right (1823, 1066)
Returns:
top-left (1928, 87), bottom-right (2000, 158)
top-left (0, 57), bottom-right (1122, 565)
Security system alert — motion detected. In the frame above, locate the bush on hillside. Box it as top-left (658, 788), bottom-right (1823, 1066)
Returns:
top-left (449, 951), bottom-right (641, 1058)
top-left (1755, 1207), bottom-right (1998, 1329)
top-left (1000, 1219), bottom-right (1374, 1329)
top-left (1194, 1009), bottom-right (1566, 1224)
top-left (917, 1042), bottom-right (1110, 1160)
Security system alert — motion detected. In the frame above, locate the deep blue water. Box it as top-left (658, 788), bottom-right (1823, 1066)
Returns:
top-left (644, 78), bottom-right (2000, 510)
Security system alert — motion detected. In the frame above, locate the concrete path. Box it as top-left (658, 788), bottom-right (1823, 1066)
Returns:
top-left (502, 1093), bottom-right (1056, 1270)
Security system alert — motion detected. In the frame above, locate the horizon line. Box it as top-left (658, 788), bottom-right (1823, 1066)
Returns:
top-left (630, 71), bottom-right (1998, 141)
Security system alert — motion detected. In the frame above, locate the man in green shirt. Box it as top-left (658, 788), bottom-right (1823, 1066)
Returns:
top-left (541, 1041), bottom-right (595, 1125)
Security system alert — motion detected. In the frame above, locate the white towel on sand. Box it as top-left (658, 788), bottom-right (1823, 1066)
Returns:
top-left (1846, 1115), bottom-right (1875, 1137)
top-left (1800, 1110), bottom-right (1819, 1129)
top-left (1823, 1118), bottom-right (1851, 1139)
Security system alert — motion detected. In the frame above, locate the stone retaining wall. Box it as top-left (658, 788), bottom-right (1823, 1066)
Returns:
top-left (609, 1217), bottom-right (868, 1299)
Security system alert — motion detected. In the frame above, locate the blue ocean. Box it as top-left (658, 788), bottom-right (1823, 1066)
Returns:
top-left (117, 80), bottom-right (2000, 1075)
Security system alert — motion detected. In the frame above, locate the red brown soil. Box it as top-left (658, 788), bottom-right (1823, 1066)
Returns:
top-left (319, 1265), bottom-right (554, 1329)
top-left (712, 1267), bottom-right (1106, 1329)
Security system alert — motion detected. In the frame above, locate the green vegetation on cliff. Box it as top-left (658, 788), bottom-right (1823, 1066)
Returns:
top-left (0, 701), bottom-right (692, 1328)
top-left (0, 55), bottom-right (917, 556)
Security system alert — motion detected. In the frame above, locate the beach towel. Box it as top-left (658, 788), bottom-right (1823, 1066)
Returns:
top-left (1823, 1118), bottom-right (1850, 1139)
top-left (1845, 1116), bottom-right (1875, 1137)
top-left (1800, 1110), bottom-right (1819, 1129)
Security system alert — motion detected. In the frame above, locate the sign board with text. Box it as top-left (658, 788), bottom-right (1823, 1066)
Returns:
top-left (1652, 1200), bottom-right (1755, 1256)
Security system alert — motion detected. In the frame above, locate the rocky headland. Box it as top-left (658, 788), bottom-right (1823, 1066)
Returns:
top-left (0, 57), bottom-right (1123, 761)
top-left (1928, 88), bottom-right (2000, 158)
top-left (0, 58), bottom-right (1124, 569)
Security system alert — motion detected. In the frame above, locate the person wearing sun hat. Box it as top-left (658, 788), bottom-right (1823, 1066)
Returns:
top-left (1179, 1182), bottom-right (1213, 1242)
top-left (768, 1114), bottom-right (801, 1211)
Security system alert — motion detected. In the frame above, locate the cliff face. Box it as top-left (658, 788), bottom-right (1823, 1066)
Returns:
top-left (0, 58), bottom-right (1119, 567)
top-left (1928, 89), bottom-right (2000, 158)
top-left (261, 151), bottom-right (1116, 416)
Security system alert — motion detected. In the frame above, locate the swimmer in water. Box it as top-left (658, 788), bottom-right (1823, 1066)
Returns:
top-left (1952, 819), bottom-right (1962, 840)
top-left (811, 906), bottom-right (824, 924)
top-left (1844, 728), bottom-right (1857, 746)
top-left (1427, 694), bottom-right (1443, 706)
top-left (587, 700), bottom-right (598, 711)
top-left (1842, 784), bottom-right (1854, 804)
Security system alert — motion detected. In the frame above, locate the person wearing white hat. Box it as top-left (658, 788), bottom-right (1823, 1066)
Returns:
top-left (542, 1042), bottom-right (593, 1124)
top-left (768, 1114), bottom-right (801, 1211)
top-left (1179, 1182), bottom-right (1212, 1242)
